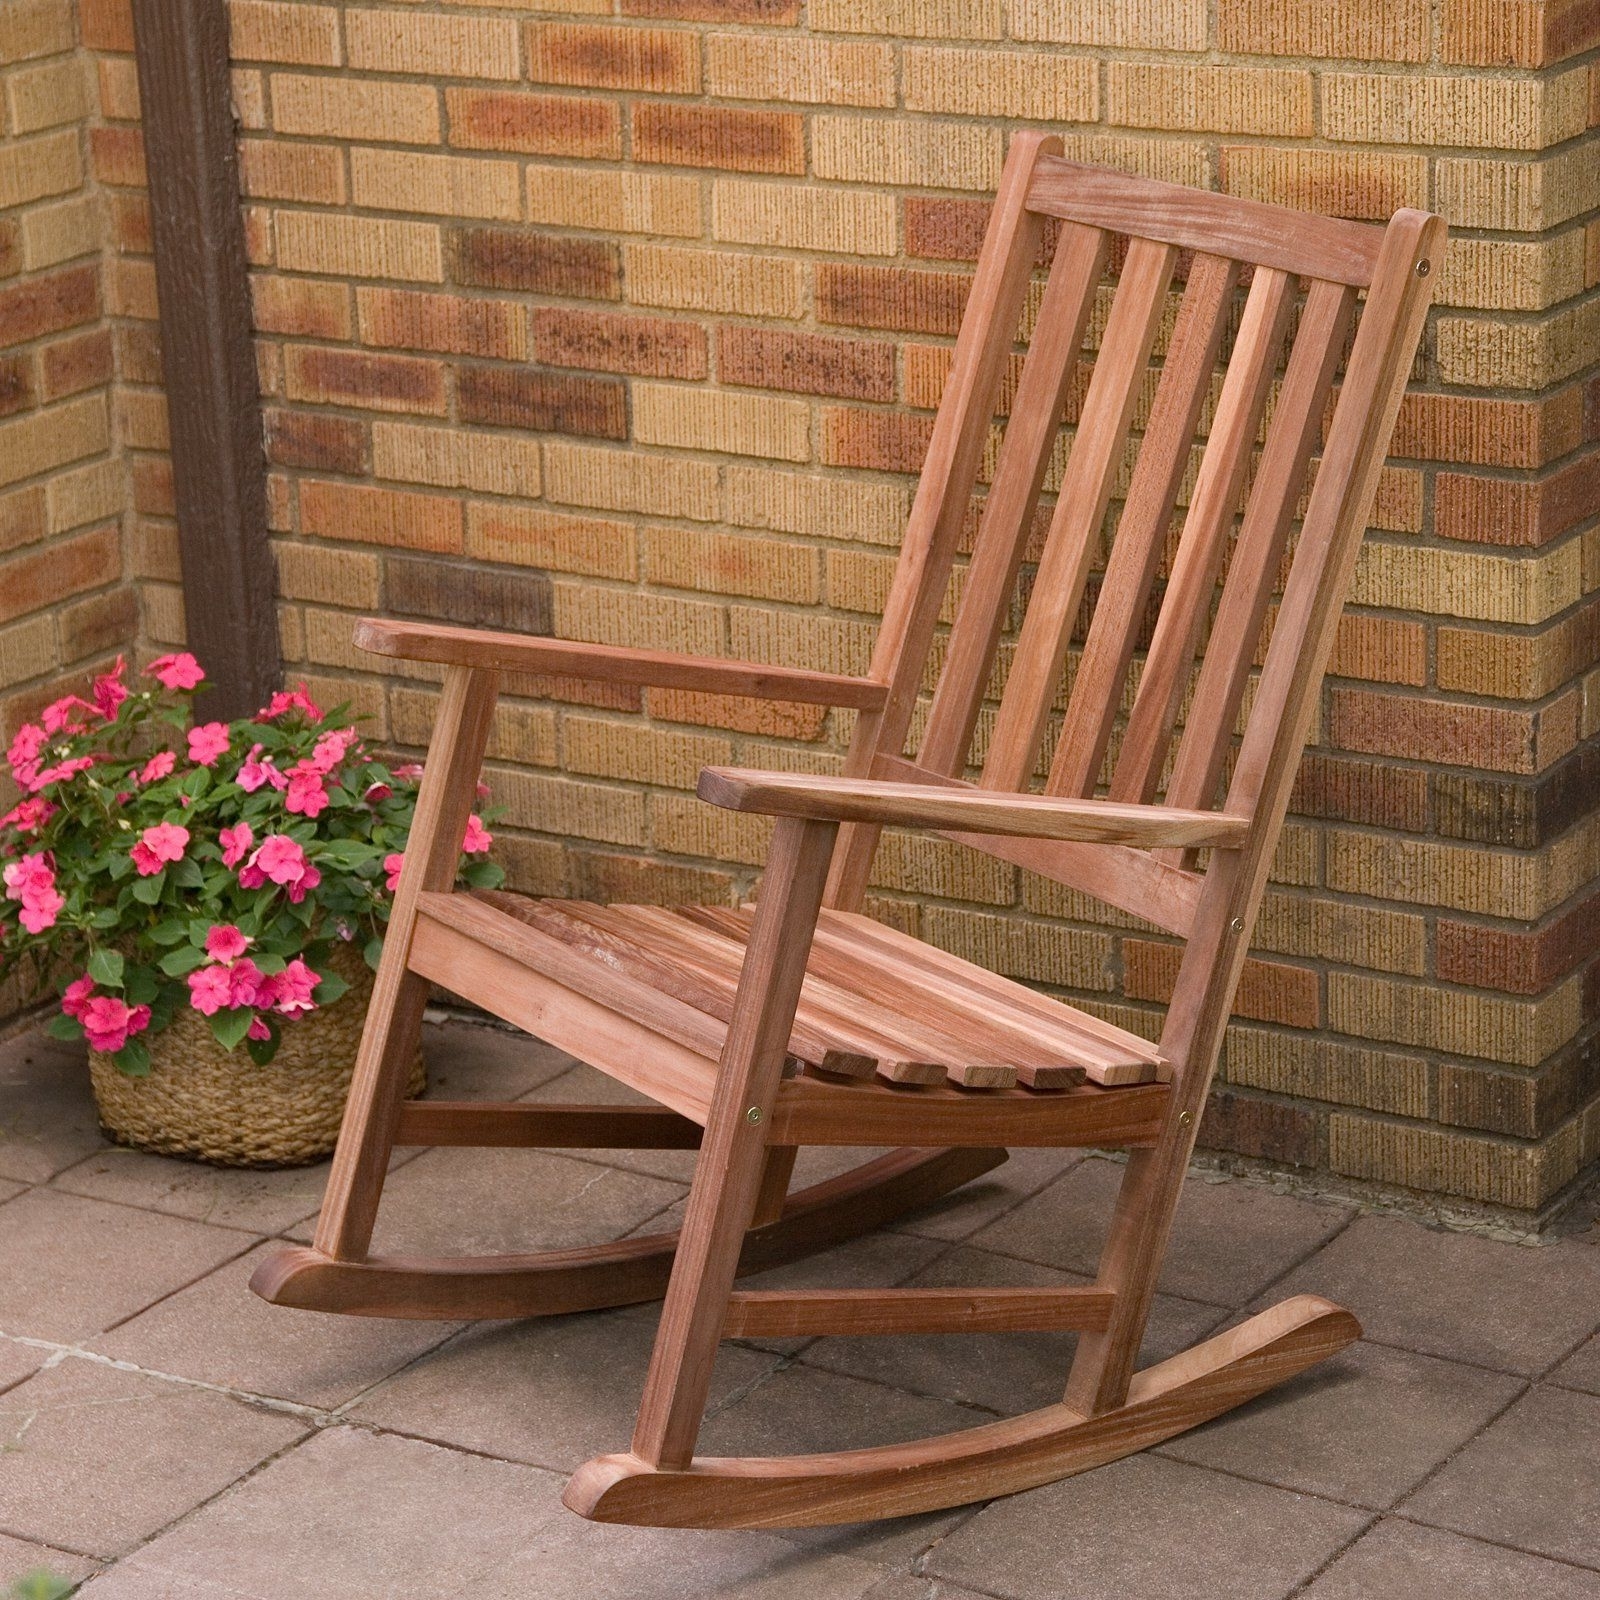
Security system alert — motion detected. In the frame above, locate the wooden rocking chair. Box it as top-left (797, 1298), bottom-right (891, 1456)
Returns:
top-left (252, 135), bottom-right (1444, 1527)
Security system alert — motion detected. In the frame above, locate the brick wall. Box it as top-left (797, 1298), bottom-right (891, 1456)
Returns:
top-left (71, 0), bottom-right (1600, 1220)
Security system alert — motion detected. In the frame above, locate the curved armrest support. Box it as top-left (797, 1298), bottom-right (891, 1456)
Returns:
top-left (355, 619), bottom-right (889, 710)
top-left (697, 768), bottom-right (1250, 850)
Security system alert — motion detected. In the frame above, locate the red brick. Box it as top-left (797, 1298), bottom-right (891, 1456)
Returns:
top-left (817, 263), bottom-right (970, 334)
top-left (1198, 1087), bottom-right (1320, 1167)
top-left (59, 586), bottom-right (138, 664)
top-left (624, 0), bottom-right (797, 18)
top-left (457, 365), bottom-right (626, 439)
top-left (250, 275), bottom-right (351, 340)
top-left (1441, 0), bottom-right (1600, 66)
top-left (299, 480), bottom-right (463, 553)
top-left (284, 346), bottom-right (446, 415)
top-left (1291, 754), bottom-right (1428, 832)
top-left (89, 124), bottom-right (146, 187)
top-left (1126, 940), bottom-right (1321, 1028)
top-left (532, 308), bottom-right (707, 379)
top-left (40, 327), bottom-right (114, 402)
top-left (904, 196), bottom-right (1058, 264)
top-left (1391, 388), bottom-right (1586, 470)
top-left (453, 228), bottom-right (620, 300)
top-left (1435, 452), bottom-right (1600, 548)
top-left (79, 0), bottom-right (135, 53)
top-left (1330, 689), bottom-right (1543, 776)
top-left (1437, 883), bottom-right (1600, 994)
top-left (0, 355), bottom-right (34, 419)
top-left (0, 264), bottom-right (101, 348)
top-left (646, 686), bottom-right (828, 740)
top-left (821, 407), bottom-right (934, 474)
top-left (0, 487), bottom-right (46, 556)
top-left (0, 220), bottom-right (22, 280)
top-left (1329, 613), bottom-right (1428, 686)
top-left (634, 104), bottom-right (805, 175)
top-left (358, 287), bottom-right (525, 360)
top-left (718, 326), bottom-right (895, 400)
top-left (525, 23), bottom-right (700, 94)
top-left (0, 525), bottom-right (120, 626)
top-left (131, 457), bottom-right (173, 516)
top-left (445, 89), bottom-right (620, 159)
top-left (108, 192), bottom-right (151, 255)
top-left (265, 410), bottom-right (367, 475)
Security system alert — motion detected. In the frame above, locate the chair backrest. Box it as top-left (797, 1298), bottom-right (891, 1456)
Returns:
top-left (825, 135), bottom-right (1444, 1024)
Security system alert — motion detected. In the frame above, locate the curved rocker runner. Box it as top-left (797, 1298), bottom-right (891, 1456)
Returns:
top-left (252, 138), bottom-right (1444, 1528)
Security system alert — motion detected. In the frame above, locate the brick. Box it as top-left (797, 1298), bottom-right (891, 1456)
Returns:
top-left (651, 788), bottom-right (771, 866)
top-left (77, 0), bottom-right (132, 51)
top-left (1442, 0), bottom-right (1600, 67)
top-left (1330, 613), bottom-right (1428, 686)
top-left (228, 1), bottom-right (341, 66)
top-left (729, 601), bottom-right (875, 677)
top-left (904, 47), bottom-right (1096, 120)
top-left (1432, 745), bottom-right (1600, 849)
top-left (544, 440), bottom-right (719, 521)
top-left (284, 346), bottom-right (445, 416)
top-left (822, 407), bottom-right (934, 474)
top-left (1221, 146), bottom-right (1427, 218)
top-left (346, 8), bottom-right (519, 78)
top-left (1107, 63), bottom-right (1312, 136)
top-left (1127, 940), bottom-right (1320, 1027)
top-left (0, 264), bottom-right (99, 348)
top-left (270, 73), bottom-right (440, 144)
top-left (1323, 69), bottom-right (1589, 151)
top-left (1438, 882), bottom-right (1600, 995)
top-left (45, 458), bottom-right (122, 534)
top-left (238, 139), bottom-right (345, 204)
top-left (0, 394), bottom-right (109, 490)
top-left (1435, 146), bottom-right (1595, 231)
top-left (8, 55), bottom-right (91, 134)
top-left (265, 410), bottom-right (366, 475)
top-left (569, 850), bottom-right (735, 906)
top-left (273, 541), bottom-right (381, 608)
top-left (453, 227), bottom-right (619, 299)
top-left (532, 307), bottom-right (706, 379)
top-left (0, 129), bottom-right (81, 211)
top-left (815, 115), bottom-right (1001, 191)
top-left (300, 480), bottom-right (463, 553)
top-left (1438, 603), bottom-right (1600, 700)
top-left (565, 714), bottom-right (731, 791)
top-left (626, 245), bottom-right (803, 318)
top-left (526, 166), bottom-right (701, 237)
top-left (817, 262), bottom-right (970, 335)
top-left (718, 326), bottom-right (893, 401)
top-left (1439, 233), bottom-right (1589, 314)
top-left (95, 54), bottom-right (140, 120)
top-left (554, 581), bottom-right (723, 657)
top-left (250, 274), bottom-right (351, 338)
top-left (1256, 890), bottom-right (1427, 976)
top-left (1216, 0), bottom-right (1429, 60)
top-left (712, 179), bottom-right (896, 256)
top-left (1224, 1029), bottom-right (1429, 1119)
top-left (707, 33), bottom-right (894, 106)
top-left (387, 554), bottom-right (551, 634)
top-left (1437, 301), bottom-right (1600, 392)
top-left (358, 286), bottom-right (526, 360)
top-left (0, 0), bottom-right (74, 61)
top-left (622, 0), bottom-right (798, 18)
top-left (725, 463), bottom-right (909, 546)
top-left (20, 196), bottom-right (100, 274)
top-left (870, 834), bottom-right (1015, 906)
top-left (1391, 388), bottom-right (1585, 470)
top-left (351, 148), bottom-right (522, 222)
top-left (1292, 754), bottom-right (1427, 832)
top-left (1330, 690), bottom-right (1555, 777)
top-left (59, 585), bottom-right (137, 664)
top-left (0, 487), bottom-right (47, 557)
top-left (0, 355), bottom-right (35, 419)
top-left (445, 88), bottom-right (619, 159)
top-left (636, 104), bottom-right (804, 177)
top-left (525, 23), bottom-right (699, 93)
top-left (1013, 0), bottom-right (1206, 48)
top-left (275, 211), bottom-right (443, 282)
top-left (1350, 540), bottom-right (1581, 625)
top-left (40, 327), bottom-right (114, 402)
top-left (811, 0), bottom-right (1001, 38)
top-left (1198, 1088), bottom-right (1319, 1168)
top-left (633, 381), bottom-right (809, 461)
top-left (467, 502), bottom-right (635, 579)
top-left (645, 525), bottom-right (818, 602)
top-left (89, 124), bottom-right (146, 188)
top-left (0, 221), bottom-right (22, 280)
top-left (372, 420), bottom-right (541, 498)
top-left (0, 525), bottom-right (119, 626)
top-left (458, 365), bottom-right (626, 440)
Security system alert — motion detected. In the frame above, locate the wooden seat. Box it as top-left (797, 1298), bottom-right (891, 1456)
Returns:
top-left (253, 135), bottom-right (1444, 1528)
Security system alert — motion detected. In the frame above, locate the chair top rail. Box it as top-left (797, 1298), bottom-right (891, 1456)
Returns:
top-left (1025, 157), bottom-right (1385, 287)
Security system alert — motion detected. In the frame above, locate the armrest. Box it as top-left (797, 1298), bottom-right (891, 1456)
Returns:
top-left (697, 768), bottom-right (1250, 849)
top-left (354, 619), bottom-right (889, 710)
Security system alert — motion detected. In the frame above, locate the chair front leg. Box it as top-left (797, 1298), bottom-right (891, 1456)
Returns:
top-left (313, 664), bottom-right (500, 1262)
top-left (629, 816), bottom-right (839, 1471)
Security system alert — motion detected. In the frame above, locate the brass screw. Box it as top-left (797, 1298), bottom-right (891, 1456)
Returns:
top-left (1178, 1111), bottom-right (1193, 1128)
top-left (745, 1106), bottom-right (763, 1124)
top-left (1416, 259), bottom-right (1431, 277)
top-left (1229, 916), bottom-right (1245, 933)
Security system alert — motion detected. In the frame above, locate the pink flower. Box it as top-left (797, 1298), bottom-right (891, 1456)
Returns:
top-left (272, 957), bottom-right (320, 1017)
top-left (258, 684), bottom-right (322, 722)
top-left (138, 750), bottom-right (176, 785)
top-left (383, 852), bottom-right (405, 893)
top-left (91, 657), bottom-right (129, 719)
top-left (3, 852), bottom-right (63, 933)
top-left (187, 722), bottom-right (231, 767)
top-left (204, 923), bottom-right (252, 963)
top-left (218, 822), bottom-right (253, 867)
top-left (227, 958), bottom-right (269, 1009)
top-left (30, 755), bottom-right (95, 789)
top-left (41, 695), bottom-right (93, 734)
top-left (242, 834), bottom-right (321, 903)
top-left (236, 743), bottom-right (287, 793)
top-left (186, 964), bottom-right (232, 1016)
top-left (6, 724), bottom-right (45, 789)
top-left (61, 975), bottom-right (96, 1018)
top-left (284, 763), bottom-right (328, 818)
top-left (130, 821), bottom-right (189, 876)
top-left (146, 652), bottom-right (205, 691)
top-left (0, 797), bottom-right (54, 836)
top-left (393, 763), bottom-right (424, 781)
top-left (461, 815), bottom-right (492, 855)
top-left (247, 1016), bottom-right (272, 1042)
top-left (81, 995), bottom-right (150, 1054)
top-left (17, 884), bottom-right (63, 933)
top-left (362, 781), bottom-right (392, 804)
top-left (310, 727), bottom-right (358, 774)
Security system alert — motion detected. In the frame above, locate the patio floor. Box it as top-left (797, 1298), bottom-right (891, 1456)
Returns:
top-left (2, 1014), bottom-right (1598, 1600)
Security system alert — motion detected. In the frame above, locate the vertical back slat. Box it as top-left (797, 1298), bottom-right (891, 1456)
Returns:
top-left (826, 131), bottom-right (1060, 909)
top-left (917, 222), bottom-right (1110, 777)
top-left (1047, 253), bottom-right (1239, 799)
top-left (1107, 265), bottom-right (1297, 804)
top-left (980, 235), bottom-right (1179, 793)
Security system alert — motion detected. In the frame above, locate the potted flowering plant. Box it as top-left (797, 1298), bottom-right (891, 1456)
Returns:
top-left (0, 653), bottom-right (501, 1166)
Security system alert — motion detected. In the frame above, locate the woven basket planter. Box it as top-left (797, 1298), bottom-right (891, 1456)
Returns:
top-left (88, 943), bottom-right (424, 1168)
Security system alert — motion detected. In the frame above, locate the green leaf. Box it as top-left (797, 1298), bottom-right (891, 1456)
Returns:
top-left (86, 948), bottom-right (124, 989)
top-left (171, 857), bottom-right (204, 888)
top-left (363, 935), bottom-right (384, 972)
top-left (108, 850), bottom-right (133, 880)
top-left (112, 1037), bottom-right (151, 1077)
top-left (158, 945), bottom-right (208, 977)
top-left (45, 1013), bottom-right (83, 1042)
top-left (252, 951), bottom-right (287, 976)
top-left (130, 869), bottom-right (166, 904)
top-left (124, 966), bottom-right (159, 1005)
top-left (209, 1008), bottom-right (255, 1051)
top-left (148, 917), bottom-right (190, 946)
top-left (311, 970), bottom-right (349, 1007)
top-left (461, 860), bottom-right (505, 890)
top-left (245, 1022), bottom-right (281, 1066)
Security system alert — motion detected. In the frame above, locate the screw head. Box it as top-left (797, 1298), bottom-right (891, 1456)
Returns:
top-left (1416, 259), bottom-right (1431, 277)
top-left (1229, 916), bottom-right (1246, 934)
top-left (745, 1106), bottom-right (763, 1125)
top-left (1178, 1110), bottom-right (1194, 1128)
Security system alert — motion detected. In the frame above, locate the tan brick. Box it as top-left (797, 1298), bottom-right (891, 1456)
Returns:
top-left (351, 147), bottom-right (521, 222)
top-left (0, 129), bottom-right (81, 211)
top-left (1437, 232), bottom-right (1588, 312)
top-left (651, 789), bottom-right (771, 866)
top-left (467, 502), bottom-right (635, 578)
top-left (95, 54), bottom-right (139, 120)
top-left (1442, 0), bottom-right (1600, 67)
top-left (238, 139), bottom-right (345, 204)
top-left (633, 382), bottom-right (810, 462)
top-left (1107, 63), bottom-right (1312, 136)
top-left (626, 245), bottom-right (804, 318)
top-left (274, 541), bottom-right (381, 608)
top-left (871, 832), bottom-right (1016, 906)
top-left (810, 0), bottom-right (1001, 38)
top-left (1435, 145), bottom-right (1595, 230)
top-left (346, 8), bottom-right (520, 79)
top-left (1014, 0), bottom-right (1206, 49)
top-left (228, 1), bottom-right (341, 66)
top-left (706, 33), bottom-right (894, 107)
top-left (250, 274), bottom-right (351, 338)
top-left (532, 307), bottom-right (707, 379)
top-left (646, 686), bottom-right (827, 741)
top-left (274, 210), bottom-right (443, 282)
top-left (553, 581), bottom-right (723, 656)
top-left (45, 458), bottom-right (122, 535)
top-left (270, 72), bottom-right (440, 144)
top-left (564, 715), bottom-right (731, 791)
top-left (489, 767), bottom-right (647, 847)
top-left (1221, 146), bottom-right (1428, 218)
top-left (20, 196), bottom-right (101, 273)
top-left (0, 394), bottom-right (108, 490)
top-left (1350, 540), bottom-right (1582, 626)
top-left (358, 286), bottom-right (526, 360)
top-left (711, 179), bottom-right (896, 257)
top-left (0, 0), bottom-right (74, 62)
top-left (525, 23), bottom-right (700, 93)
top-left (725, 464), bottom-right (909, 546)
top-left (526, 166), bottom-right (701, 237)
top-left (8, 55), bottom-right (90, 134)
top-left (815, 116), bottom-right (1001, 191)
top-left (300, 479), bottom-right (464, 554)
top-left (1436, 301), bottom-right (1600, 391)
top-left (623, 0), bottom-right (799, 20)
top-left (1216, 0), bottom-right (1430, 60)
top-left (373, 421), bottom-right (540, 498)
top-left (1322, 69), bottom-right (1589, 151)
top-left (544, 439), bottom-right (719, 521)
top-left (1226, 1029), bottom-right (1428, 1119)
top-left (284, 345), bottom-right (446, 416)
top-left (1438, 607), bottom-right (1600, 699)
top-left (1256, 891), bottom-right (1428, 977)
top-left (645, 525), bottom-right (818, 602)
top-left (730, 602), bottom-right (874, 677)
top-left (446, 88), bottom-right (619, 159)
top-left (904, 47), bottom-right (1096, 121)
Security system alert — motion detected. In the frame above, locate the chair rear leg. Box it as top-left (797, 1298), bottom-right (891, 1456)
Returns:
top-left (313, 665), bottom-right (500, 1262)
top-left (630, 817), bottom-right (838, 1470)
top-left (750, 1145), bottom-right (800, 1228)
